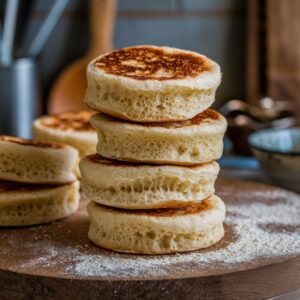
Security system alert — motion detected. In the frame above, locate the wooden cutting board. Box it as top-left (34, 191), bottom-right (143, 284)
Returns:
top-left (0, 178), bottom-right (300, 299)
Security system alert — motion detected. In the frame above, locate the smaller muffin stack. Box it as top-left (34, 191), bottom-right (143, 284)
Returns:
top-left (32, 110), bottom-right (97, 178)
top-left (0, 136), bottom-right (80, 226)
top-left (81, 45), bottom-right (227, 254)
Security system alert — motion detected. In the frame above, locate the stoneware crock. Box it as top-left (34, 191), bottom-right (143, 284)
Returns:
top-left (249, 128), bottom-right (300, 193)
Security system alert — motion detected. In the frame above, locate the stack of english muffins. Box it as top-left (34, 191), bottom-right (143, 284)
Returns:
top-left (80, 45), bottom-right (227, 254)
top-left (0, 136), bottom-right (80, 226)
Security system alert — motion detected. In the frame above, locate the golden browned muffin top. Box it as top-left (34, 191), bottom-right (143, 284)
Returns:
top-left (0, 135), bottom-right (65, 149)
top-left (87, 153), bottom-right (212, 169)
top-left (143, 109), bottom-right (222, 128)
top-left (98, 198), bottom-right (215, 217)
top-left (95, 46), bottom-right (213, 80)
top-left (39, 111), bottom-right (95, 132)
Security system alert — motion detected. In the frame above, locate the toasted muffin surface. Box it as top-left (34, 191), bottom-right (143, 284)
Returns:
top-left (32, 112), bottom-right (97, 178)
top-left (80, 154), bottom-right (219, 209)
top-left (38, 111), bottom-right (95, 132)
top-left (0, 135), bottom-right (78, 184)
top-left (104, 109), bottom-right (222, 129)
top-left (90, 109), bottom-right (227, 165)
top-left (86, 46), bottom-right (221, 122)
top-left (87, 153), bottom-right (216, 169)
top-left (87, 195), bottom-right (225, 254)
top-left (0, 135), bottom-right (65, 149)
top-left (95, 45), bottom-right (213, 80)
top-left (0, 181), bottom-right (80, 226)
top-left (101, 198), bottom-right (215, 217)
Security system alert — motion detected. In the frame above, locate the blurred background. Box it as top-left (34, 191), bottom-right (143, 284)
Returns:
top-left (1, 0), bottom-right (246, 109)
top-left (0, 0), bottom-right (299, 187)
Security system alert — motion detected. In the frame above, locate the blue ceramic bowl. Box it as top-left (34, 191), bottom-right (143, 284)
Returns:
top-left (249, 128), bottom-right (300, 193)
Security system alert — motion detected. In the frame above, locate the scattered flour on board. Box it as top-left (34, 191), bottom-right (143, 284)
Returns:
top-left (66, 191), bottom-right (300, 279)
top-left (5, 189), bottom-right (299, 279)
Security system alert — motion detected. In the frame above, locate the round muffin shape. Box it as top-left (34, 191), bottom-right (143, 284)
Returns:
top-left (0, 136), bottom-right (78, 184)
top-left (87, 195), bottom-right (226, 254)
top-left (32, 111), bottom-right (97, 178)
top-left (90, 109), bottom-right (227, 165)
top-left (86, 45), bottom-right (221, 122)
top-left (0, 180), bottom-right (80, 226)
top-left (32, 111), bottom-right (97, 158)
top-left (80, 154), bottom-right (219, 209)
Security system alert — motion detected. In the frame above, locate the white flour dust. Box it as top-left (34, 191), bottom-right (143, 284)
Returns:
top-left (4, 188), bottom-right (300, 280)
top-left (68, 191), bottom-right (300, 279)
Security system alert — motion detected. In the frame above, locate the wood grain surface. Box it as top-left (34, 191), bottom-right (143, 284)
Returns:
top-left (246, 0), bottom-right (261, 104)
top-left (267, 0), bottom-right (300, 112)
top-left (0, 178), bottom-right (299, 300)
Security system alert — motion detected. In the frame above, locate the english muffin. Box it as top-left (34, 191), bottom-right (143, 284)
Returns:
top-left (0, 180), bottom-right (80, 226)
top-left (32, 111), bottom-right (97, 178)
top-left (80, 154), bottom-right (219, 209)
top-left (0, 136), bottom-right (78, 184)
top-left (87, 195), bottom-right (225, 254)
top-left (32, 110), bottom-right (97, 158)
top-left (86, 45), bottom-right (221, 122)
top-left (90, 109), bottom-right (227, 165)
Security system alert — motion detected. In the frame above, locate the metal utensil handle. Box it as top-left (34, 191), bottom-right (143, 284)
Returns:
top-left (28, 0), bottom-right (69, 58)
top-left (1, 0), bottom-right (19, 65)
top-left (0, 24), bottom-right (2, 60)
